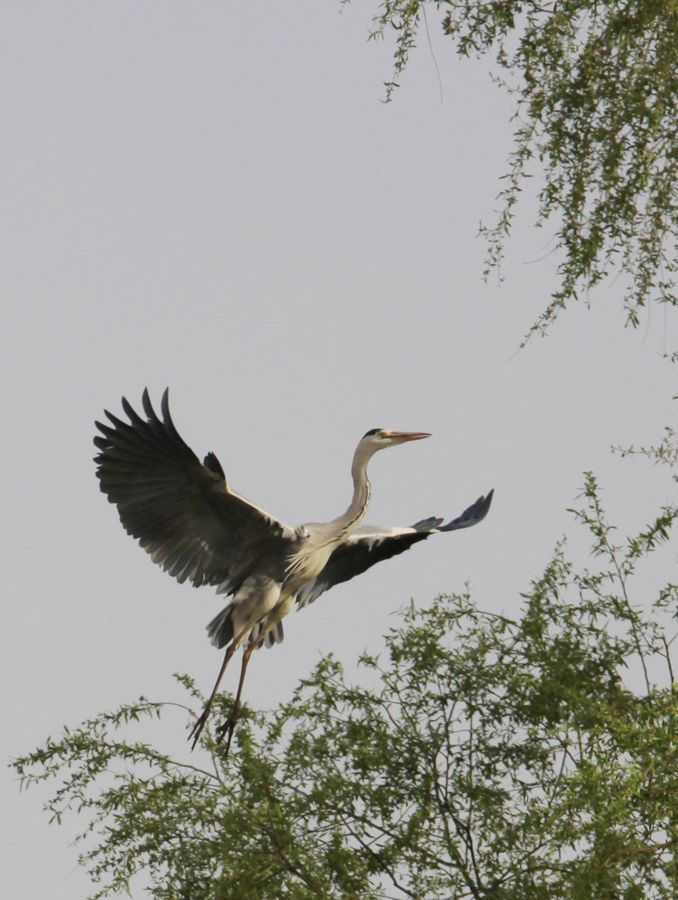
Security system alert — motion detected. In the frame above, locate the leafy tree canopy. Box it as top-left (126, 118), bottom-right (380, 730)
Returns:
top-left (363, 0), bottom-right (677, 343)
top-left (13, 467), bottom-right (677, 898)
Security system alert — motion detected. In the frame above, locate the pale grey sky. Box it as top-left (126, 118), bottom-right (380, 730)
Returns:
top-left (2, 3), bottom-right (675, 898)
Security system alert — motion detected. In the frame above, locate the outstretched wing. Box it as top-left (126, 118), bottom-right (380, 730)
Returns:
top-left (94, 388), bottom-right (296, 595)
top-left (296, 490), bottom-right (493, 608)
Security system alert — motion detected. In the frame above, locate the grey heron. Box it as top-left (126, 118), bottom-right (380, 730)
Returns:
top-left (94, 389), bottom-right (493, 749)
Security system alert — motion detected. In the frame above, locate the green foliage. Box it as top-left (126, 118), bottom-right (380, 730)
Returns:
top-left (614, 426), bottom-right (678, 475)
top-left (363, 1), bottom-right (677, 342)
top-left (13, 475), bottom-right (677, 898)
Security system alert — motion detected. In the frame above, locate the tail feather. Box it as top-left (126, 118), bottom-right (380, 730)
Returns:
top-left (207, 604), bottom-right (286, 650)
top-left (264, 620), bottom-right (284, 648)
top-left (206, 604), bottom-right (234, 649)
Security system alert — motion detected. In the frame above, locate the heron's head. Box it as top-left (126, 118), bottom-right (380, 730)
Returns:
top-left (360, 428), bottom-right (431, 453)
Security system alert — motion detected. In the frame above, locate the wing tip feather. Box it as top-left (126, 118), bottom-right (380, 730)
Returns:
top-left (439, 488), bottom-right (494, 532)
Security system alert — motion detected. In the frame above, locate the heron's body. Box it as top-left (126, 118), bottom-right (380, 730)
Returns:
top-left (94, 389), bottom-right (492, 747)
top-left (202, 439), bottom-right (376, 650)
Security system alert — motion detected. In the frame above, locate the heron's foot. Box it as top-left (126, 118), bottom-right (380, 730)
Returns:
top-left (215, 702), bottom-right (241, 756)
top-left (188, 705), bottom-right (212, 751)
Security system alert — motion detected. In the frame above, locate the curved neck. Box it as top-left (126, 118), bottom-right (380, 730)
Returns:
top-left (332, 442), bottom-right (374, 533)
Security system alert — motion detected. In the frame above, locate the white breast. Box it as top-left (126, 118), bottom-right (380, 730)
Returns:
top-left (284, 532), bottom-right (337, 590)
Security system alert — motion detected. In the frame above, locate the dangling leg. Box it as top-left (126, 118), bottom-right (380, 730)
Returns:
top-left (218, 610), bottom-right (288, 753)
top-left (216, 638), bottom-right (264, 754)
top-left (188, 641), bottom-right (238, 750)
top-left (191, 579), bottom-right (282, 750)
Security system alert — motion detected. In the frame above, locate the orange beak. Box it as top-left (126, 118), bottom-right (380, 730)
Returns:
top-left (385, 431), bottom-right (432, 444)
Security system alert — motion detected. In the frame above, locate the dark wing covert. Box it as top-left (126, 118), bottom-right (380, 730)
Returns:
top-left (296, 490), bottom-right (493, 608)
top-left (94, 388), bottom-right (295, 596)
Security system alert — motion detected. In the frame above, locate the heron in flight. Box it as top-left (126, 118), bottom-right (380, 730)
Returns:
top-left (94, 389), bottom-right (493, 750)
